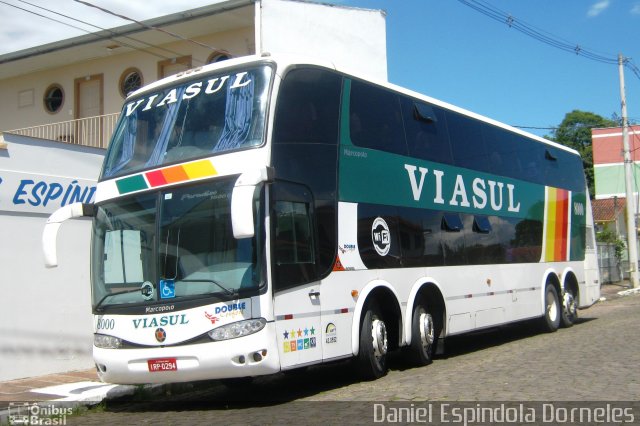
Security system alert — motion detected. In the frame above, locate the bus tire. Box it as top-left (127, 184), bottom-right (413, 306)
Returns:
top-left (357, 304), bottom-right (388, 380)
top-left (408, 302), bottom-right (435, 366)
top-left (560, 287), bottom-right (578, 328)
top-left (541, 284), bottom-right (561, 332)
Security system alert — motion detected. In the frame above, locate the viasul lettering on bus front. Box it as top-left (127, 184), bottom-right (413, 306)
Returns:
top-left (124, 71), bottom-right (252, 117)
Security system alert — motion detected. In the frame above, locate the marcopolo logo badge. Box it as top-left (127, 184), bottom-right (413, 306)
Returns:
top-left (371, 217), bottom-right (390, 256)
top-left (155, 328), bottom-right (167, 343)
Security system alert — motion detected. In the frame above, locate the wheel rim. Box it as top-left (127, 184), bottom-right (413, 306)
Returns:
top-left (371, 317), bottom-right (388, 361)
top-left (564, 292), bottom-right (577, 319)
top-left (419, 312), bottom-right (435, 349)
top-left (547, 290), bottom-right (558, 322)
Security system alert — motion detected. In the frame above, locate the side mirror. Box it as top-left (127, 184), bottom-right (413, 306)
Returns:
top-left (43, 202), bottom-right (95, 267)
top-left (231, 167), bottom-right (274, 239)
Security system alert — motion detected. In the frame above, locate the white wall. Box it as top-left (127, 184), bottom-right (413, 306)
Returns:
top-left (260, 0), bottom-right (387, 81)
top-left (0, 133), bottom-right (104, 381)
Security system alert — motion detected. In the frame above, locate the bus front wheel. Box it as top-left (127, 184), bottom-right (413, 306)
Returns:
top-left (541, 284), bottom-right (561, 332)
top-left (357, 304), bottom-right (389, 380)
top-left (408, 302), bottom-right (435, 366)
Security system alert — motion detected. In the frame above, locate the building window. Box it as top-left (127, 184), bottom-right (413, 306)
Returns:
top-left (207, 52), bottom-right (232, 64)
top-left (18, 89), bottom-right (34, 108)
top-left (119, 68), bottom-right (143, 97)
top-left (43, 84), bottom-right (64, 114)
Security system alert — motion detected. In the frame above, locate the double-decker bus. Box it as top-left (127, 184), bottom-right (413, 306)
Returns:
top-left (43, 54), bottom-right (600, 383)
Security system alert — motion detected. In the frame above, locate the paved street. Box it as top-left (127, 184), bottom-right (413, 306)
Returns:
top-left (66, 291), bottom-right (640, 425)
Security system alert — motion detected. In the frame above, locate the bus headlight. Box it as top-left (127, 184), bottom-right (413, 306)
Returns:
top-left (207, 318), bottom-right (266, 341)
top-left (94, 333), bottom-right (122, 349)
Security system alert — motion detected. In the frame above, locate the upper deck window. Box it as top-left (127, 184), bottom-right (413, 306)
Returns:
top-left (349, 79), bottom-right (407, 155)
top-left (102, 65), bottom-right (272, 180)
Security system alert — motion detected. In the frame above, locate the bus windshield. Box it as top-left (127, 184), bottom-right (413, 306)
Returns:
top-left (101, 65), bottom-right (272, 180)
top-left (90, 178), bottom-right (264, 311)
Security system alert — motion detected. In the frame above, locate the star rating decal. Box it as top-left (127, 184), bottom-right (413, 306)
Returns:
top-left (281, 324), bottom-right (318, 354)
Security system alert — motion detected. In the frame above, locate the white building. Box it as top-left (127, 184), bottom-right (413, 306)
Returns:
top-left (0, 134), bottom-right (103, 381)
top-left (0, 0), bottom-right (387, 380)
top-left (0, 0), bottom-right (387, 146)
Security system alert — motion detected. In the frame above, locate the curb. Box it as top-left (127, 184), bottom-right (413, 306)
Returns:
top-left (617, 287), bottom-right (640, 297)
top-left (0, 382), bottom-right (141, 425)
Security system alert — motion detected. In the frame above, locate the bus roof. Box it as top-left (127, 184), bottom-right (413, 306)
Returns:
top-left (126, 53), bottom-right (580, 157)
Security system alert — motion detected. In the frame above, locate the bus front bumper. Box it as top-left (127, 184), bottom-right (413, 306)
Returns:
top-left (93, 324), bottom-right (280, 384)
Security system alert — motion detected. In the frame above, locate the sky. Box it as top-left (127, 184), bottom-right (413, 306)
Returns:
top-left (0, 0), bottom-right (638, 138)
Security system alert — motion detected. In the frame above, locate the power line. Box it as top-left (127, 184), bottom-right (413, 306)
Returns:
top-left (14, 0), bottom-right (203, 64)
top-left (0, 0), bottom-right (179, 62)
top-left (456, 0), bottom-right (640, 80)
top-left (0, 0), bottom-right (97, 36)
top-left (73, 0), bottom-right (225, 54)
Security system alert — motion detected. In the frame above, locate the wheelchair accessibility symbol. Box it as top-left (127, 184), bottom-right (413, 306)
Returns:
top-left (160, 279), bottom-right (175, 299)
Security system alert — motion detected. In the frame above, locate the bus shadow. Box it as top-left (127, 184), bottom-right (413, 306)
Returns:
top-left (102, 318), bottom-right (597, 413)
top-left (431, 316), bottom-right (596, 360)
top-left (103, 360), bottom-right (363, 412)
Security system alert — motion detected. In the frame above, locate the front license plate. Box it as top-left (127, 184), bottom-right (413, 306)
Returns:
top-left (147, 358), bottom-right (177, 372)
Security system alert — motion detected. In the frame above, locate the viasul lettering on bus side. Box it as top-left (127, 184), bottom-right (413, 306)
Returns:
top-left (404, 164), bottom-right (521, 214)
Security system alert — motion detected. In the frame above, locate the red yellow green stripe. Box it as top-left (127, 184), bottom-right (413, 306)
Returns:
top-left (544, 186), bottom-right (570, 262)
top-left (115, 160), bottom-right (218, 195)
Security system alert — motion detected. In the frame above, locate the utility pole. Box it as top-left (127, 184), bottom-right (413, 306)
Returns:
top-left (619, 53), bottom-right (639, 288)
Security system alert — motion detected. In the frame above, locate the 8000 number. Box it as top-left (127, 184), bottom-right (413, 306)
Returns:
top-left (96, 319), bottom-right (115, 330)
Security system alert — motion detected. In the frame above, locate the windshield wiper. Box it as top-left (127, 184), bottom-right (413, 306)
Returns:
top-left (94, 279), bottom-right (237, 312)
top-left (179, 279), bottom-right (236, 296)
top-left (94, 287), bottom-right (147, 312)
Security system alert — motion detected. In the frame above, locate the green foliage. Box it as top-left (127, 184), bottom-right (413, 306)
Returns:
top-left (547, 110), bottom-right (617, 198)
top-left (597, 227), bottom-right (617, 243)
top-left (596, 228), bottom-right (626, 261)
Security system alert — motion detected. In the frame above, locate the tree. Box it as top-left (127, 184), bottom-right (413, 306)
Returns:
top-left (547, 110), bottom-right (616, 198)
top-left (596, 227), bottom-right (625, 262)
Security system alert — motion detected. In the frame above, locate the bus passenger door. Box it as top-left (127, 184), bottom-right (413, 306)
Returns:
top-left (273, 283), bottom-right (322, 369)
top-left (271, 182), bottom-right (323, 369)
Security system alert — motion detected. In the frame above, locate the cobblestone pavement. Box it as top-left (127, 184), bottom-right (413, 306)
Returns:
top-left (65, 292), bottom-right (640, 425)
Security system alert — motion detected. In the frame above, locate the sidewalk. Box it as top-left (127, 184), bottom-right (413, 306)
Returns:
top-left (599, 280), bottom-right (639, 299)
top-left (0, 283), bottom-right (636, 423)
top-left (0, 369), bottom-right (137, 424)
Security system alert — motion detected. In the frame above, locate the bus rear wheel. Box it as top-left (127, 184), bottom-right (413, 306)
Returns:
top-left (561, 288), bottom-right (578, 328)
top-left (357, 304), bottom-right (388, 380)
top-left (408, 303), bottom-right (435, 366)
top-left (540, 284), bottom-right (561, 332)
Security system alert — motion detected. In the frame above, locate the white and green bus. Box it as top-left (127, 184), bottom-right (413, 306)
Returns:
top-left (43, 54), bottom-right (600, 384)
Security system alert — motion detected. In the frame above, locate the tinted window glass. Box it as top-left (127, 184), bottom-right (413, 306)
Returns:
top-left (544, 147), bottom-right (586, 192)
top-left (465, 215), bottom-right (506, 264)
top-left (272, 182), bottom-right (318, 290)
top-left (349, 79), bottom-right (407, 155)
top-left (508, 217), bottom-right (543, 262)
top-left (103, 66), bottom-right (271, 179)
top-left (272, 67), bottom-right (340, 280)
top-left (401, 98), bottom-right (452, 165)
top-left (398, 207), bottom-right (444, 267)
top-left (273, 68), bottom-right (341, 145)
top-left (482, 124), bottom-right (524, 177)
top-left (482, 123), bottom-right (585, 192)
top-left (446, 111), bottom-right (488, 171)
top-left (274, 201), bottom-right (314, 264)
